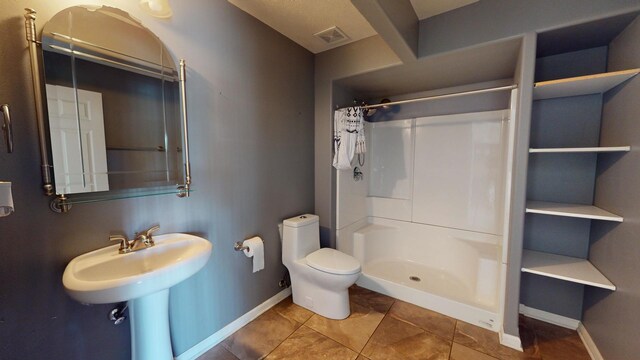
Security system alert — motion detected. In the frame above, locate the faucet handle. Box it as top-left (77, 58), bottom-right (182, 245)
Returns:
top-left (136, 224), bottom-right (160, 245)
top-left (143, 224), bottom-right (160, 237)
top-left (109, 234), bottom-right (130, 253)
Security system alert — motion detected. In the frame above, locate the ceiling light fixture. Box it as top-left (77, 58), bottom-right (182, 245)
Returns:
top-left (139, 0), bottom-right (173, 19)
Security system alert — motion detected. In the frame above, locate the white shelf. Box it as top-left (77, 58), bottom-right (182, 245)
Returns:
top-left (522, 250), bottom-right (615, 290)
top-left (529, 146), bottom-right (631, 153)
top-left (533, 68), bottom-right (640, 100)
top-left (526, 201), bottom-right (623, 222)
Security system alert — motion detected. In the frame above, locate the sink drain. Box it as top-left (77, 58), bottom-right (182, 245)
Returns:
top-left (409, 276), bottom-right (421, 282)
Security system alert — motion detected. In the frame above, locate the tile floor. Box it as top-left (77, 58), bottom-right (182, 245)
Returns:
top-left (198, 285), bottom-right (591, 360)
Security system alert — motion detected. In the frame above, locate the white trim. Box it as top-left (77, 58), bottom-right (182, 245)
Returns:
top-left (525, 201), bottom-right (623, 222)
top-left (529, 146), bottom-right (630, 153)
top-left (175, 288), bottom-right (292, 360)
top-left (499, 327), bottom-right (523, 351)
top-left (577, 322), bottom-right (604, 360)
top-left (519, 304), bottom-right (579, 330)
top-left (497, 90), bottom-right (519, 352)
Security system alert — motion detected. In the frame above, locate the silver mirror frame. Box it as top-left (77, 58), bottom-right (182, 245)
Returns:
top-left (23, 8), bottom-right (192, 212)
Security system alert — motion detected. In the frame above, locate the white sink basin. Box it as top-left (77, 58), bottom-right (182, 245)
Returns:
top-left (63, 233), bottom-right (212, 304)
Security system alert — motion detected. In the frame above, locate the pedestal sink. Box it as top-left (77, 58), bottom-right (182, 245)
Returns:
top-left (63, 233), bottom-right (212, 360)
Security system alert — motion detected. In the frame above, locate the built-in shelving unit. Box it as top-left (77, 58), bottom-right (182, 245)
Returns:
top-left (521, 250), bottom-right (616, 290)
top-left (522, 67), bottom-right (631, 300)
top-left (529, 146), bottom-right (630, 153)
top-left (518, 17), bottom-right (640, 326)
top-left (526, 201), bottom-right (623, 222)
top-left (533, 68), bottom-right (640, 100)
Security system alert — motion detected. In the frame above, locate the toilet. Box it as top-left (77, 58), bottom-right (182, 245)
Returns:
top-left (281, 214), bottom-right (361, 319)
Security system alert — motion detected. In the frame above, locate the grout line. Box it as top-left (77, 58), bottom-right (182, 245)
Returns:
top-left (358, 298), bottom-right (396, 357)
top-left (451, 319), bottom-right (500, 359)
top-left (262, 317), bottom-right (303, 359)
top-left (260, 296), bottom-right (311, 359)
top-left (229, 346), bottom-right (240, 360)
top-left (386, 307), bottom-right (457, 344)
top-left (452, 319), bottom-right (458, 343)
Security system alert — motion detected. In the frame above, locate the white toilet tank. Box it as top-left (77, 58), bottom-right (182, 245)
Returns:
top-left (282, 214), bottom-right (320, 264)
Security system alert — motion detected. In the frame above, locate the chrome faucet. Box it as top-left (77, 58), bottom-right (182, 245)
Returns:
top-left (109, 225), bottom-right (160, 254)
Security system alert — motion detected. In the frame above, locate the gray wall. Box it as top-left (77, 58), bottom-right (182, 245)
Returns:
top-left (419, 0), bottom-right (640, 57)
top-left (583, 16), bottom-right (640, 359)
top-left (0, 1), bottom-right (314, 359)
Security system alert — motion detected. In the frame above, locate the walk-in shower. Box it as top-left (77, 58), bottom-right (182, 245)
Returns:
top-left (336, 88), bottom-right (517, 331)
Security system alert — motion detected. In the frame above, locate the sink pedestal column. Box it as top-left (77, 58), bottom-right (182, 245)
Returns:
top-left (129, 289), bottom-right (172, 360)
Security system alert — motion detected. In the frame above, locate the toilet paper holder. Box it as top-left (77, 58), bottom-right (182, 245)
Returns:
top-left (234, 239), bottom-right (265, 252)
top-left (234, 241), bottom-right (249, 252)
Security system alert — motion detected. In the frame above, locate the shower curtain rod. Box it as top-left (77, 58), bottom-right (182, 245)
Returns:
top-left (346, 84), bottom-right (517, 110)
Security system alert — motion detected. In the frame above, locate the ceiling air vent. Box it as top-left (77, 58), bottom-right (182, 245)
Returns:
top-left (314, 26), bottom-right (350, 45)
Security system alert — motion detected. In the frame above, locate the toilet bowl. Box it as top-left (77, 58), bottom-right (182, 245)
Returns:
top-left (281, 214), bottom-right (361, 319)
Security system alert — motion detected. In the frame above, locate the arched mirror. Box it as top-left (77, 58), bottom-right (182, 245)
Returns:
top-left (24, 6), bottom-right (191, 212)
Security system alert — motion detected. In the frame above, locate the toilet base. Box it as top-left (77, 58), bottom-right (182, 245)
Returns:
top-left (290, 277), bottom-right (351, 320)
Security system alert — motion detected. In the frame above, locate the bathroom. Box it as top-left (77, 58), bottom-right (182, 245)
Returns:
top-left (0, 0), bottom-right (639, 359)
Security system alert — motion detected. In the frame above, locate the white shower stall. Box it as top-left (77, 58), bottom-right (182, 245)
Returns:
top-left (336, 92), bottom-right (518, 331)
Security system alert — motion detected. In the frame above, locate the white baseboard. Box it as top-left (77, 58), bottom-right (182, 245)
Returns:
top-left (175, 288), bottom-right (292, 360)
top-left (499, 328), bottom-right (523, 351)
top-left (518, 304), bottom-right (579, 330)
top-left (577, 322), bottom-right (604, 360)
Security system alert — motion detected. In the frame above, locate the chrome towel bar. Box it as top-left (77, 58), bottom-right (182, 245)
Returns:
top-left (24, 8), bottom-right (54, 195)
top-left (1, 104), bottom-right (13, 153)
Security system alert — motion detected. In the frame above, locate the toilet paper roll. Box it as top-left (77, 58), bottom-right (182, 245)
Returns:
top-left (242, 236), bottom-right (264, 273)
top-left (0, 182), bottom-right (14, 217)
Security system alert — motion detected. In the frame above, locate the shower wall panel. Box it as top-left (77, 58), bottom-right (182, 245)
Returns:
top-left (412, 110), bottom-right (509, 235)
top-left (336, 123), bottom-right (370, 230)
top-left (366, 119), bottom-right (414, 221)
top-left (368, 119), bottom-right (414, 199)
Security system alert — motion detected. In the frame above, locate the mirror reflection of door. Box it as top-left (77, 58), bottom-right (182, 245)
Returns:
top-left (46, 84), bottom-right (109, 194)
top-left (40, 6), bottom-right (184, 197)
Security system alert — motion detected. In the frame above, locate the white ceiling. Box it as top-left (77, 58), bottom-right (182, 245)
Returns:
top-left (228, 0), bottom-right (479, 54)
top-left (228, 0), bottom-right (376, 54)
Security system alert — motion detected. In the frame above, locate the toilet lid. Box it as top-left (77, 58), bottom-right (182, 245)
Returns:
top-left (305, 248), bottom-right (361, 275)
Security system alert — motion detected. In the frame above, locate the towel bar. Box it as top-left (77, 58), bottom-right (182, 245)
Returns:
top-left (1, 104), bottom-right (13, 153)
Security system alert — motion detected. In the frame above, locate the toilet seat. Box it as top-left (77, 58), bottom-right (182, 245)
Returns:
top-left (305, 248), bottom-right (361, 275)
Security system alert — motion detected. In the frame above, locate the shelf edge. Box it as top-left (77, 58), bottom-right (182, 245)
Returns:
top-left (534, 68), bottom-right (640, 88)
top-left (525, 207), bottom-right (624, 222)
top-left (529, 146), bottom-right (631, 153)
top-left (521, 267), bottom-right (616, 290)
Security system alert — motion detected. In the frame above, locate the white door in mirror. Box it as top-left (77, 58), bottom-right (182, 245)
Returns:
top-left (47, 85), bottom-right (109, 194)
top-left (0, 181), bottom-right (13, 216)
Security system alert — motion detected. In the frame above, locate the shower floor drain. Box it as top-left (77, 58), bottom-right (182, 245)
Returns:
top-left (409, 276), bottom-right (421, 282)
